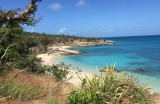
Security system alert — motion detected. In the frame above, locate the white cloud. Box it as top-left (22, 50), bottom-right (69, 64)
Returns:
top-left (31, 27), bottom-right (35, 32)
top-left (76, 0), bottom-right (85, 7)
top-left (58, 28), bottom-right (67, 34)
top-left (48, 3), bottom-right (62, 10)
top-left (27, 27), bottom-right (35, 32)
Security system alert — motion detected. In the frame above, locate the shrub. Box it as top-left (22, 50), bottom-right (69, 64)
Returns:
top-left (69, 91), bottom-right (92, 104)
top-left (68, 67), bottom-right (153, 104)
top-left (46, 63), bottom-right (69, 81)
top-left (0, 62), bottom-right (14, 75)
top-left (15, 55), bottom-right (42, 73)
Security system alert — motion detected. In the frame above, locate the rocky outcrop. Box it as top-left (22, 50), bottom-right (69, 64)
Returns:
top-left (135, 68), bottom-right (149, 73)
top-left (73, 40), bottom-right (115, 47)
top-left (46, 39), bottom-right (115, 57)
top-left (47, 46), bottom-right (81, 56)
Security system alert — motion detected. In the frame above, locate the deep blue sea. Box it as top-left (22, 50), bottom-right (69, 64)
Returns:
top-left (53, 35), bottom-right (160, 93)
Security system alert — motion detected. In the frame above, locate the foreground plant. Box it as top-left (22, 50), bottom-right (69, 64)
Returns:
top-left (68, 66), bottom-right (153, 104)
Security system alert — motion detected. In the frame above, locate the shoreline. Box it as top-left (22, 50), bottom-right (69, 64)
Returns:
top-left (37, 45), bottom-right (160, 94)
top-left (37, 45), bottom-right (81, 66)
top-left (37, 45), bottom-right (92, 86)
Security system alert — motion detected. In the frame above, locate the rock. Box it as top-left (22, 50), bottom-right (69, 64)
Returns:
top-left (136, 68), bottom-right (148, 73)
top-left (74, 40), bottom-right (115, 47)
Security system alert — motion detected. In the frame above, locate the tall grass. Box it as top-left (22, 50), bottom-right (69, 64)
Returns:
top-left (46, 96), bottom-right (67, 104)
top-left (0, 71), bottom-right (44, 101)
top-left (69, 66), bottom-right (153, 104)
top-left (47, 97), bottom-right (59, 104)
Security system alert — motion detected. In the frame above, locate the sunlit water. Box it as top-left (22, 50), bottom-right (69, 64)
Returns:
top-left (52, 35), bottom-right (160, 93)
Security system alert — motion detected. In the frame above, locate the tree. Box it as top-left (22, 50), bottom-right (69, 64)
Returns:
top-left (0, 0), bottom-right (42, 66)
top-left (0, 0), bottom-right (42, 27)
top-left (38, 35), bottom-right (51, 52)
top-left (0, 26), bottom-right (23, 65)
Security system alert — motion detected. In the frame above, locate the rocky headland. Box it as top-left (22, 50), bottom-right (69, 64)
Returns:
top-left (73, 40), bottom-right (115, 47)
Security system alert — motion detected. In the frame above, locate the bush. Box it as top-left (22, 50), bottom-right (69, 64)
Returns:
top-left (68, 67), bottom-right (153, 104)
top-left (15, 55), bottom-right (42, 73)
top-left (0, 62), bottom-right (14, 75)
top-left (69, 91), bottom-right (93, 104)
top-left (46, 63), bottom-right (69, 81)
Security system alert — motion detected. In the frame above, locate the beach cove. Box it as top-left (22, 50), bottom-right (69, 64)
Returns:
top-left (34, 35), bottom-right (160, 103)
top-left (37, 40), bottom-right (115, 85)
top-left (2, 0), bottom-right (160, 103)
top-left (41, 35), bottom-right (160, 94)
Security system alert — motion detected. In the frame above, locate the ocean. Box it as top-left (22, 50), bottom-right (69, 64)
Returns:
top-left (53, 35), bottom-right (160, 93)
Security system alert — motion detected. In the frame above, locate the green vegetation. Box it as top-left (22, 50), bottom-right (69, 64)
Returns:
top-left (0, 27), bottom-right (101, 72)
top-left (68, 67), bottom-right (152, 104)
top-left (0, 0), bottom-right (42, 71)
top-left (22, 32), bottom-right (101, 53)
top-left (14, 55), bottom-right (42, 73)
top-left (45, 64), bottom-right (69, 81)
top-left (38, 63), bottom-right (69, 81)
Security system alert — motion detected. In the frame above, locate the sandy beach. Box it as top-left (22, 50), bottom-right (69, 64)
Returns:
top-left (37, 45), bottom-right (92, 86)
top-left (37, 46), bottom-right (80, 66)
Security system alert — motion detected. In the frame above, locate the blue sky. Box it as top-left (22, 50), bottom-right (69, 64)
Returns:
top-left (1, 0), bottom-right (160, 37)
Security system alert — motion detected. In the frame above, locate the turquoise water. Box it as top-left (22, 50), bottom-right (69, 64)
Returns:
top-left (53, 35), bottom-right (160, 93)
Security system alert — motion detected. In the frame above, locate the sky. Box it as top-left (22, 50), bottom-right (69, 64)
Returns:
top-left (1, 0), bottom-right (160, 37)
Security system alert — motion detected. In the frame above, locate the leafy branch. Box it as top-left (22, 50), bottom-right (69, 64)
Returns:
top-left (0, 0), bottom-right (42, 26)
